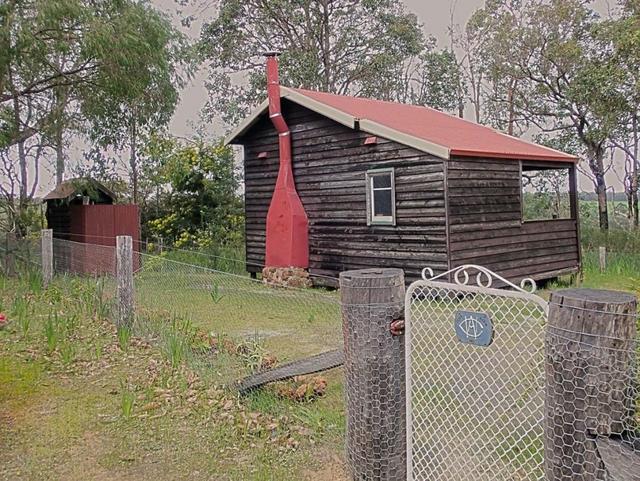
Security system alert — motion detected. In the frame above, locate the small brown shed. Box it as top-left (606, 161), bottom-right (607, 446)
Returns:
top-left (226, 80), bottom-right (580, 285)
top-left (44, 178), bottom-right (140, 274)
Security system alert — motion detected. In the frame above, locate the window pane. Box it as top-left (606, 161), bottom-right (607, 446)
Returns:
top-left (522, 167), bottom-right (571, 221)
top-left (373, 189), bottom-right (392, 217)
top-left (372, 174), bottom-right (391, 189)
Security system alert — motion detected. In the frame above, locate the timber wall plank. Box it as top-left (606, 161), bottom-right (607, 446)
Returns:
top-left (239, 101), bottom-right (447, 281)
top-left (446, 156), bottom-right (580, 282)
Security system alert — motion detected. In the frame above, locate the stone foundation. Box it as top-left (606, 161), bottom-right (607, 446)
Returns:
top-left (262, 266), bottom-right (312, 288)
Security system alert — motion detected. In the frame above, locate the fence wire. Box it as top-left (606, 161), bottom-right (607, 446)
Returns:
top-left (406, 278), bottom-right (640, 481)
top-left (1, 234), bottom-right (41, 272)
top-left (545, 327), bottom-right (640, 481)
top-left (406, 280), bottom-right (549, 481)
top-left (133, 252), bottom-right (342, 360)
top-left (28, 237), bottom-right (342, 377)
top-left (52, 238), bottom-right (119, 277)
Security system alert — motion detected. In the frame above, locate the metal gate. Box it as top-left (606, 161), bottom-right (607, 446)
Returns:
top-left (405, 265), bottom-right (549, 481)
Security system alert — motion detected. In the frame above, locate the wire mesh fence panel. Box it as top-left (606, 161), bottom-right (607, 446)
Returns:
top-left (405, 267), bottom-right (549, 481)
top-left (544, 289), bottom-right (640, 481)
top-left (545, 330), bottom-right (640, 480)
top-left (17, 237), bottom-right (41, 267)
top-left (133, 253), bottom-right (342, 360)
top-left (52, 238), bottom-right (118, 277)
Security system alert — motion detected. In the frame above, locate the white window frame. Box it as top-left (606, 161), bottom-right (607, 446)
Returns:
top-left (366, 168), bottom-right (396, 226)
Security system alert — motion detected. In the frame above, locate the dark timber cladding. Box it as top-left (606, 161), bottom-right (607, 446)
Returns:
top-left (446, 156), bottom-right (580, 282)
top-left (242, 101), bottom-right (447, 281)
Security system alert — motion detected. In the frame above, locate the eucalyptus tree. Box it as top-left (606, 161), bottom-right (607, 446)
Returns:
top-left (457, 0), bottom-right (532, 134)
top-left (468, 0), bottom-right (622, 231)
top-left (81, 6), bottom-right (193, 205)
top-left (0, 0), bottom-right (190, 230)
top-left (599, 1), bottom-right (640, 227)
top-left (199, 0), bottom-right (463, 125)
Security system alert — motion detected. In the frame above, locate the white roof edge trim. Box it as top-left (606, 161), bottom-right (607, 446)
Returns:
top-left (224, 98), bottom-right (270, 145)
top-left (491, 127), bottom-right (578, 161)
top-left (224, 87), bottom-right (357, 145)
top-left (359, 119), bottom-right (451, 160)
top-left (280, 87), bottom-right (357, 130)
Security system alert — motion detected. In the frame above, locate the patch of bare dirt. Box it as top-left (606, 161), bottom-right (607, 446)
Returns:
top-left (302, 449), bottom-right (349, 481)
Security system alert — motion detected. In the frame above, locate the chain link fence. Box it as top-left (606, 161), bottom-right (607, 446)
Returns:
top-left (545, 328), bottom-right (640, 480)
top-left (406, 271), bottom-right (640, 481)
top-left (3, 235), bottom-right (342, 381)
top-left (406, 278), bottom-right (548, 481)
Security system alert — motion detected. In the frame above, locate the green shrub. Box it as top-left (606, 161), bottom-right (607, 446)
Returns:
top-left (59, 342), bottom-right (76, 366)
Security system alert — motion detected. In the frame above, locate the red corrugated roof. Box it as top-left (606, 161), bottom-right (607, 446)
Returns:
top-left (290, 88), bottom-right (577, 162)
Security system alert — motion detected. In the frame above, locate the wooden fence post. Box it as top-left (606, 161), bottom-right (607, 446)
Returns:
top-left (598, 246), bottom-right (606, 273)
top-left (116, 235), bottom-right (134, 327)
top-left (545, 288), bottom-right (637, 481)
top-left (41, 229), bottom-right (53, 286)
top-left (339, 268), bottom-right (406, 481)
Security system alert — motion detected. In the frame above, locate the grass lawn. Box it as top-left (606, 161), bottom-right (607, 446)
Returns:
top-left (1, 246), bottom-right (639, 481)
top-left (0, 272), bottom-right (347, 481)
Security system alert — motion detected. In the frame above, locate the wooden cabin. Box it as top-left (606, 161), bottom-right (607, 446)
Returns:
top-left (44, 178), bottom-right (140, 274)
top-left (226, 85), bottom-right (580, 285)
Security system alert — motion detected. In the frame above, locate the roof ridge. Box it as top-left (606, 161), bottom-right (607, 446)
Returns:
top-left (290, 87), bottom-right (575, 160)
top-left (226, 86), bottom-right (577, 163)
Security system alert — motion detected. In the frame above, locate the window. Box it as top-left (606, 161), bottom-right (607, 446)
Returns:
top-left (366, 168), bottom-right (396, 225)
top-left (521, 163), bottom-right (573, 222)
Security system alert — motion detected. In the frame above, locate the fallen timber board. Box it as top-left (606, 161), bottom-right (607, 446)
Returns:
top-left (236, 349), bottom-right (345, 394)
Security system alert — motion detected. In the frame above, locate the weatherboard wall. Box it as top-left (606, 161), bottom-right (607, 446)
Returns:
top-left (240, 101), bottom-right (448, 282)
top-left (445, 156), bottom-right (580, 282)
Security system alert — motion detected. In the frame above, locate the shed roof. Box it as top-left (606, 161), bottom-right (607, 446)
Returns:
top-left (43, 178), bottom-right (116, 202)
top-left (226, 87), bottom-right (577, 163)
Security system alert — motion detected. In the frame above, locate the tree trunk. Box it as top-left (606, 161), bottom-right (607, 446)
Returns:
top-left (632, 116), bottom-right (639, 228)
top-left (54, 78), bottom-right (67, 185)
top-left (11, 78), bottom-right (28, 236)
top-left (507, 78), bottom-right (516, 136)
top-left (55, 115), bottom-right (64, 186)
top-left (586, 145), bottom-right (609, 231)
top-left (129, 116), bottom-right (138, 205)
top-left (595, 173), bottom-right (609, 231)
top-left (320, 0), bottom-right (332, 93)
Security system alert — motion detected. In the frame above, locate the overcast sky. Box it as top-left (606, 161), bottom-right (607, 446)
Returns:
top-left (53, 0), bottom-right (620, 194)
top-left (151, 0), bottom-right (620, 193)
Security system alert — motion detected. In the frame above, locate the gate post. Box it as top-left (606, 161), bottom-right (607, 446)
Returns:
top-left (339, 268), bottom-right (406, 481)
top-left (41, 229), bottom-right (53, 286)
top-left (545, 288), bottom-right (637, 481)
top-left (116, 235), bottom-right (134, 327)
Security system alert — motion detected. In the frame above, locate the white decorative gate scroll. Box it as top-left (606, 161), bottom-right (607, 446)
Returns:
top-left (405, 265), bottom-right (549, 481)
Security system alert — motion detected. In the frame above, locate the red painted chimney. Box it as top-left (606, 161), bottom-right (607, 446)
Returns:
top-left (263, 52), bottom-right (309, 268)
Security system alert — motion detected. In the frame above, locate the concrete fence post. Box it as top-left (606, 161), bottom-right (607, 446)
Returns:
top-left (339, 268), bottom-right (406, 481)
top-left (41, 229), bottom-right (53, 286)
top-left (545, 288), bottom-right (637, 481)
top-left (116, 235), bottom-right (134, 327)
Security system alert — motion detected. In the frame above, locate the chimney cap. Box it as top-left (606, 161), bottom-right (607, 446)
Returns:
top-left (263, 51), bottom-right (281, 57)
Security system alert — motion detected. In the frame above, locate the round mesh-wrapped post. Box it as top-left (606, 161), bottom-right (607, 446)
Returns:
top-left (339, 268), bottom-right (406, 481)
top-left (545, 289), bottom-right (637, 481)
